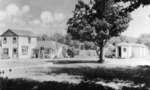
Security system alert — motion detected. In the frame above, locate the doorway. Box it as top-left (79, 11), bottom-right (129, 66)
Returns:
top-left (118, 46), bottom-right (122, 58)
top-left (13, 48), bottom-right (18, 58)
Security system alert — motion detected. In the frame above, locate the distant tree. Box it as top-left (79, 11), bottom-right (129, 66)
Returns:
top-left (107, 36), bottom-right (137, 46)
top-left (38, 34), bottom-right (50, 41)
top-left (50, 33), bottom-right (65, 44)
top-left (67, 0), bottom-right (131, 62)
top-left (72, 40), bottom-right (81, 49)
top-left (67, 47), bottom-right (75, 58)
top-left (84, 41), bottom-right (96, 50)
top-left (137, 34), bottom-right (150, 48)
top-left (63, 34), bottom-right (74, 47)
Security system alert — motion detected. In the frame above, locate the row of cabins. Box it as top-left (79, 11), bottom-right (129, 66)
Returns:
top-left (0, 29), bottom-right (68, 59)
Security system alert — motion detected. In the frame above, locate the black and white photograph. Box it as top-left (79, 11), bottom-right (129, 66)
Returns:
top-left (0, 0), bottom-right (150, 90)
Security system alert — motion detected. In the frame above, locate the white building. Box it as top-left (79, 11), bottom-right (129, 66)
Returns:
top-left (0, 29), bottom-right (37, 59)
top-left (116, 43), bottom-right (149, 59)
top-left (33, 41), bottom-right (68, 59)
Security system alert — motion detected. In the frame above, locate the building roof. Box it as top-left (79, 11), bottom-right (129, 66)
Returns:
top-left (117, 42), bottom-right (147, 48)
top-left (1, 29), bottom-right (37, 37)
top-left (36, 41), bottom-right (68, 49)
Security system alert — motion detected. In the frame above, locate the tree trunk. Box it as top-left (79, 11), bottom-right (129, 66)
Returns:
top-left (98, 45), bottom-right (104, 63)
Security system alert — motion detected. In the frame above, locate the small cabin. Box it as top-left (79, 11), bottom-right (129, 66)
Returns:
top-left (116, 43), bottom-right (149, 59)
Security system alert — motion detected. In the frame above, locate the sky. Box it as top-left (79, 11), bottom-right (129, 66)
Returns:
top-left (0, 0), bottom-right (150, 38)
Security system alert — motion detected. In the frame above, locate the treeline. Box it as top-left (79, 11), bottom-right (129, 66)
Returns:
top-left (37, 33), bottom-right (96, 50)
top-left (38, 33), bottom-right (150, 49)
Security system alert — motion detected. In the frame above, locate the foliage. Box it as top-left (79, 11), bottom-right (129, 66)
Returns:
top-left (107, 36), bottom-right (137, 46)
top-left (114, 0), bottom-right (150, 13)
top-left (67, 47), bottom-right (79, 58)
top-left (83, 41), bottom-right (96, 50)
top-left (38, 33), bottom-right (66, 44)
top-left (37, 34), bottom-right (50, 41)
top-left (104, 44), bottom-right (115, 58)
top-left (50, 33), bottom-right (66, 44)
top-left (67, 0), bottom-right (131, 62)
top-left (137, 34), bottom-right (150, 48)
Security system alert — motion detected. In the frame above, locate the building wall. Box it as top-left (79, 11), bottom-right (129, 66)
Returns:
top-left (1, 36), bottom-right (18, 58)
top-left (120, 46), bottom-right (132, 58)
top-left (18, 37), bottom-right (37, 59)
top-left (116, 45), bottom-right (149, 59)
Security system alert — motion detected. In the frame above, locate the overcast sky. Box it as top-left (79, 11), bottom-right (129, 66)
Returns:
top-left (0, 0), bottom-right (150, 38)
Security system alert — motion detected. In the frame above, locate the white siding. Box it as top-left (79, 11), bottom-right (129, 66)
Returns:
top-left (116, 44), bottom-right (149, 59)
top-left (18, 37), bottom-right (37, 59)
top-left (1, 37), bottom-right (18, 58)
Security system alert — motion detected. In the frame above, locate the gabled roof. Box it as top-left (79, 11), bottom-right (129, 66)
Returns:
top-left (1, 29), bottom-right (37, 37)
top-left (117, 42), bottom-right (147, 48)
top-left (36, 41), bottom-right (68, 49)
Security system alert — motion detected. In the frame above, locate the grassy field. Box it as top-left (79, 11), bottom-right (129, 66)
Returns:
top-left (1, 66), bottom-right (150, 90)
top-left (1, 58), bottom-right (150, 90)
top-left (41, 65), bottom-right (150, 89)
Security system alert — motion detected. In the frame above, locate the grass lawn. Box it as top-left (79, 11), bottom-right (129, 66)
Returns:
top-left (1, 58), bottom-right (150, 90)
top-left (1, 66), bottom-right (150, 90)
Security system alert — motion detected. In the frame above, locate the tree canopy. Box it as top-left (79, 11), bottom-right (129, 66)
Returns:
top-left (114, 0), bottom-right (150, 12)
top-left (67, 0), bottom-right (132, 62)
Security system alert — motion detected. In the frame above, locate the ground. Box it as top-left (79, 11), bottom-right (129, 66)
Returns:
top-left (1, 57), bottom-right (150, 89)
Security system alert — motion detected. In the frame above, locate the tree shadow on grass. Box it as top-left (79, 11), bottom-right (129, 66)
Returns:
top-left (50, 65), bottom-right (150, 87)
top-left (0, 78), bottom-right (115, 90)
top-left (49, 60), bottom-right (98, 64)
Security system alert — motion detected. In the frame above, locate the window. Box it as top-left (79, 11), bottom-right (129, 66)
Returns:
top-left (123, 48), bottom-right (127, 52)
top-left (22, 46), bottom-right (28, 55)
top-left (13, 37), bottom-right (17, 44)
top-left (3, 37), bottom-right (7, 44)
top-left (0, 41), bottom-right (2, 47)
top-left (3, 48), bottom-right (9, 55)
top-left (28, 37), bottom-right (31, 44)
top-left (13, 48), bottom-right (18, 54)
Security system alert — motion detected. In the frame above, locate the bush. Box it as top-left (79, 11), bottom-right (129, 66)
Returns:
top-left (67, 48), bottom-right (79, 58)
top-left (104, 44), bottom-right (115, 58)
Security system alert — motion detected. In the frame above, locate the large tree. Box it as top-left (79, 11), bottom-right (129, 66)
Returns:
top-left (67, 0), bottom-right (132, 62)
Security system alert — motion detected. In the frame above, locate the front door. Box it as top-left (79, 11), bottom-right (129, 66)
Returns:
top-left (118, 46), bottom-right (122, 58)
top-left (13, 48), bottom-right (18, 58)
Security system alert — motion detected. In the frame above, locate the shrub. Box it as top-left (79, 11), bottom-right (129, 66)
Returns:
top-left (67, 48), bottom-right (79, 58)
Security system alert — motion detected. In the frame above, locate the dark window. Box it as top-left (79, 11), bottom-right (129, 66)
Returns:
top-left (13, 37), bottom-right (17, 44)
top-left (13, 48), bottom-right (18, 54)
top-left (3, 48), bottom-right (9, 55)
top-left (28, 37), bottom-right (31, 44)
top-left (3, 37), bottom-right (7, 44)
top-left (123, 48), bottom-right (126, 52)
top-left (0, 41), bottom-right (2, 47)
